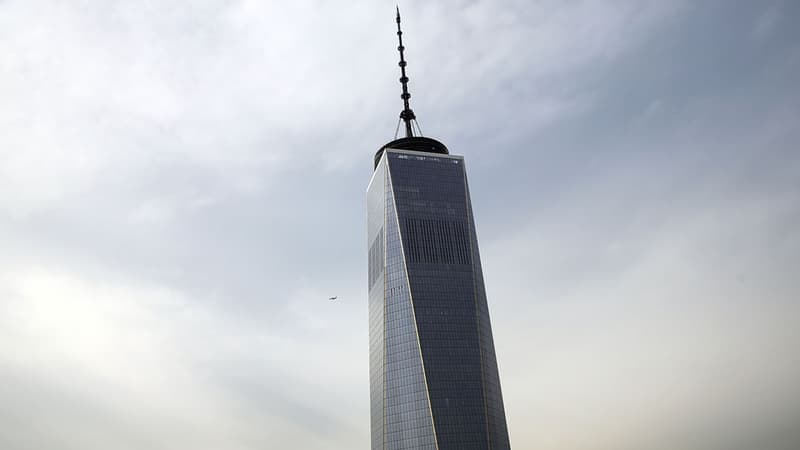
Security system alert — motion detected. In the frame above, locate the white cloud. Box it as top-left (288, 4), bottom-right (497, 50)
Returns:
top-left (0, 265), bottom-right (367, 449)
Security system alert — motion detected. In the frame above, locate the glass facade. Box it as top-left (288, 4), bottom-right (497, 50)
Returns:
top-left (368, 148), bottom-right (510, 450)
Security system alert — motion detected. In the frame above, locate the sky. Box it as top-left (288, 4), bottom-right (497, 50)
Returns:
top-left (1, 0), bottom-right (799, 449)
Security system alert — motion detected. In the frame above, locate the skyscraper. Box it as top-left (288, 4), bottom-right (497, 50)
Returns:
top-left (366, 9), bottom-right (511, 450)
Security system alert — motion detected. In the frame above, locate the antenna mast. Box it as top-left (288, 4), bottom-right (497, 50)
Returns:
top-left (396, 7), bottom-right (417, 138)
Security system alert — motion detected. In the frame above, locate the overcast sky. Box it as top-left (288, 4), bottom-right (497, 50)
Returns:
top-left (1, 1), bottom-right (799, 449)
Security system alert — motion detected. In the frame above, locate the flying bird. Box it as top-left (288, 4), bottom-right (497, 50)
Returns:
top-left (329, 296), bottom-right (338, 301)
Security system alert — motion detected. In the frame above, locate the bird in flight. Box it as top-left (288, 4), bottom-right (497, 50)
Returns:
top-left (329, 296), bottom-right (338, 301)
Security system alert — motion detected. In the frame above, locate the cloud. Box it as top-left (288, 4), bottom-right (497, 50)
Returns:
top-left (0, 265), bottom-right (366, 449)
top-left (1, 0), bottom-right (799, 449)
top-left (483, 156), bottom-right (800, 447)
top-left (480, 57), bottom-right (800, 449)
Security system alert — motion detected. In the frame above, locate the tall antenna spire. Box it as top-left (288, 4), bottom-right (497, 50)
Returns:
top-left (396, 6), bottom-right (417, 138)
top-left (374, 7), bottom-right (449, 170)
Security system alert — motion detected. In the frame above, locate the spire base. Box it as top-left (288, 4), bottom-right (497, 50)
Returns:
top-left (374, 136), bottom-right (449, 169)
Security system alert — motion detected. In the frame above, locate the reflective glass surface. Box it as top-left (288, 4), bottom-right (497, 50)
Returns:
top-left (387, 150), bottom-right (510, 450)
top-left (367, 159), bottom-right (386, 450)
top-left (465, 182), bottom-right (511, 450)
top-left (384, 167), bottom-right (436, 450)
top-left (368, 155), bottom-right (436, 450)
top-left (368, 149), bottom-right (510, 450)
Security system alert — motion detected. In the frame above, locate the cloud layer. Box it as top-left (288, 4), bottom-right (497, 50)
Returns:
top-left (1, 1), bottom-right (799, 449)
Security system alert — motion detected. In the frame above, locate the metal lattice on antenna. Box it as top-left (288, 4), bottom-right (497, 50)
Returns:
top-left (375, 6), bottom-right (449, 170)
top-left (396, 6), bottom-right (419, 138)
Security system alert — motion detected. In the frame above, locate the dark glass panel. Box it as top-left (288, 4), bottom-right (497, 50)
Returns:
top-left (371, 149), bottom-right (510, 450)
top-left (382, 162), bottom-right (436, 450)
top-left (367, 159), bottom-right (386, 450)
top-left (388, 152), bottom-right (491, 449)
